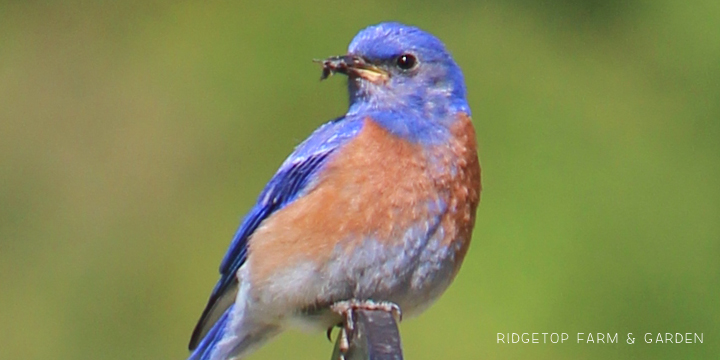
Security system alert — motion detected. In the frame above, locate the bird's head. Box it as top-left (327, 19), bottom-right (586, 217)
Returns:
top-left (320, 22), bottom-right (470, 119)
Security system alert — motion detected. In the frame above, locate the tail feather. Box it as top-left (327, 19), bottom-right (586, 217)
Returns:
top-left (187, 303), bottom-right (281, 360)
top-left (188, 304), bottom-right (234, 360)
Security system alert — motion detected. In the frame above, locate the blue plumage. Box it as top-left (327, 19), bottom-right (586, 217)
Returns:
top-left (188, 304), bottom-right (234, 360)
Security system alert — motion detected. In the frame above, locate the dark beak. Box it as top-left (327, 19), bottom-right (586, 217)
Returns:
top-left (316, 55), bottom-right (389, 84)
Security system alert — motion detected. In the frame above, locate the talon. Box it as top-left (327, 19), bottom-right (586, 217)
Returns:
top-left (326, 322), bottom-right (342, 342)
top-left (388, 303), bottom-right (402, 323)
top-left (338, 327), bottom-right (350, 353)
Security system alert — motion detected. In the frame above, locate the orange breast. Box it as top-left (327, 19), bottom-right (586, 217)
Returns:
top-left (248, 114), bottom-right (481, 286)
top-left (434, 112), bottom-right (481, 274)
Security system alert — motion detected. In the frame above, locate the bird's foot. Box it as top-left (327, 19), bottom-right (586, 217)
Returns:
top-left (331, 299), bottom-right (403, 329)
top-left (329, 299), bottom-right (402, 356)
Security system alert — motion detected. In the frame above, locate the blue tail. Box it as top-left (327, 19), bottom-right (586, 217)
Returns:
top-left (188, 304), bottom-right (233, 360)
top-left (188, 302), bottom-right (281, 360)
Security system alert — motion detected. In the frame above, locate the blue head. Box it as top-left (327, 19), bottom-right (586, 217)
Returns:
top-left (320, 22), bottom-right (470, 135)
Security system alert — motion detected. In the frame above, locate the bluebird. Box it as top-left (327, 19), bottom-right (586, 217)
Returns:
top-left (188, 22), bottom-right (481, 360)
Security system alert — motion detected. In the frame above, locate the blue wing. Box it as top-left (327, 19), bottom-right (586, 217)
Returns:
top-left (189, 116), bottom-right (363, 350)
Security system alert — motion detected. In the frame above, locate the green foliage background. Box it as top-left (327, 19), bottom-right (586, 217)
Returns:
top-left (1, 1), bottom-right (718, 359)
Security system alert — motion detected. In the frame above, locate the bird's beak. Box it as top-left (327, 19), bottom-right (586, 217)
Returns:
top-left (316, 55), bottom-right (389, 84)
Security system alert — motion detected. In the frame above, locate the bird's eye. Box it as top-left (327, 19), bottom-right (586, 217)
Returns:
top-left (396, 54), bottom-right (417, 70)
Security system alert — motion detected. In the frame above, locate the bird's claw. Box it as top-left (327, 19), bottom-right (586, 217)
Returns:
top-left (330, 300), bottom-right (402, 355)
top-left (331, 299), bottom-right (403, 324)
top-left (326, 322), bottom-right (342, 342)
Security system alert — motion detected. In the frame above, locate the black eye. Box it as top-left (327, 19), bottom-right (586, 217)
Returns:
top-left (396, 53), bottom-right (417, 70)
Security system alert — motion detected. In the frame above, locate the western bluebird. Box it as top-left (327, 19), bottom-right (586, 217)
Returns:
top-left (188, 22), bottom-right (481, 360)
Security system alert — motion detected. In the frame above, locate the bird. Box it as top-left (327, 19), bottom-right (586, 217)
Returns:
top-left (187, 22), bottom-right (481, 360)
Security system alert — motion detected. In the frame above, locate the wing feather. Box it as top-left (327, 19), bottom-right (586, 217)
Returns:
top-left (189, 116), bottom-right (362, 350)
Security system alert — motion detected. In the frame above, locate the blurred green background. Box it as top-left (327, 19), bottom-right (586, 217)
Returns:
top-left (1, 1), bottom-right (718, 359)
